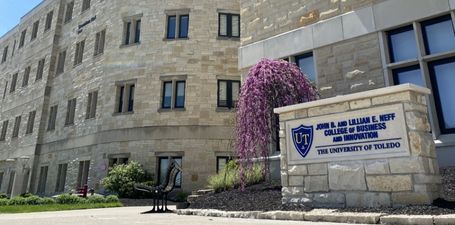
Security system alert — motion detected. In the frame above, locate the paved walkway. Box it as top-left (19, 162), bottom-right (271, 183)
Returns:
top-left (0, 206), bottom-right (368, 225)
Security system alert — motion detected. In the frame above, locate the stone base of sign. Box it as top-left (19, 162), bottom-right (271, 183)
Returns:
top-left (275, 84), bottom-right (441, 208)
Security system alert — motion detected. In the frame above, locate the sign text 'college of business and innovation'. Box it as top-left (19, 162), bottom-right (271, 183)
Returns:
top-left (286, 104), bottom-right (410, 164)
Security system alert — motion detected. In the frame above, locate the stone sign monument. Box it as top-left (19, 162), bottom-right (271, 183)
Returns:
top-left (275, 84), bottom-right (441, 208)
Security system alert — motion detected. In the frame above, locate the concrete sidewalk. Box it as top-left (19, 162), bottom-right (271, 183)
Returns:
top-left (0, 206), bottom-right (367, 225)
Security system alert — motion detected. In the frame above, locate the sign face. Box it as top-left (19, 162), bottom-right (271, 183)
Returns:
top-left (286, 104), bottom-right (410, 164)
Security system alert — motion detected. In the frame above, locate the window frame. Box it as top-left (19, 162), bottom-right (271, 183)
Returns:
top-left (2, 46), bottom-right (8, 63)
top-left (26, 110), bottom-right (36, 135)
top-left (294, 52), bottom-right (317, 83)
top-left (36, 58), bottom-right (45, 81)
top-left (165, 9), bottom-right (190, 40)
top-left (157, 156), bottom-right (182, 188)
top-left (94, 29), bottom-right (106, 56)
top-left (216, 156), bottom-right (230, 173)
top-left (386, 25), bottom-right (416, 63)
top-left (420, 14), bottom-right (455, 56)
top-left (47, 105), bottom-right (58, 131)
top-left (178, 15), bottom-right (189, 39)
top-left (174, 80), bottom-right (186, 108)
top-left (74, 40), bottom-right (85, 66)
top-left (12, 116), bottom-right (21, 138)
top-left (44, 11), bottom-right (53, 31)
top-left (391, 64), bottom-right (422, 86)
top-left (122, 15), bottom-right (142, 46)
top-left (19, 29), bottom-right (26, 48)
top-left (81, 0), bottom-right (91, 13)
top-left (10, 73), bottom-right (18, 93)
top-left (56, 50), bottom-right (67, 75)
top-left (55, 163), bottom-right (68, 193)
top-left (0, 120), bottom-right (8, 141)
top-left (65, 98), bottom-right (77, 126)
top-left (64, 1), bottom-right (74, 23)
top-left (218, 13), bottom-right (240, 38)
top-left (31, 20), bottom-right (39, 41)
top-left (114, 80), bottom-right (136, 114)
top-left (22, 66), bottom-right (31, 87)
top-left (217, 80), bottom-right (240, 109)
top-left (86, 90), bottom-right (98, 119)
top-left (160, 78), bottom-right (187, 110)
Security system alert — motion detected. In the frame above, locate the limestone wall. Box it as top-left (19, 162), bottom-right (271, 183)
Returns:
top-left (276, 84), bottom-right (441, 208)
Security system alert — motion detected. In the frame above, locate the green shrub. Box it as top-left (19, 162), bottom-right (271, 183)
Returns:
top-left (105, 195), bottom-right (120, 203)
top-left (24, 196), bottom-right (45, 205)
top-left (208, 160), bottom-right (264, 192)
top-left (101, 161), bottom-right (153, 198)
top-left (86, 195), bottom-right (106, 204)
top-left (55, 194), bottom-right (86, 204)
top-left (0, 198), bottom-right (8, 206)
top-left (0, 193), bottom-right (7, 199)
top-left (42, 197), bottom-right (56, 204)
top-left (8, 197), bottom-right (27, 205)
top-left (20, 192), bottom-right (33, 198)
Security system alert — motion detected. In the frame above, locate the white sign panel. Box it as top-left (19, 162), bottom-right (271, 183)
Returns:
top-left (286, 104), bottom-right (410, 164)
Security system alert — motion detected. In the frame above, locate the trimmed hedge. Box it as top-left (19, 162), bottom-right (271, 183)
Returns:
top-left (0, 193), bottom-right (119, 206)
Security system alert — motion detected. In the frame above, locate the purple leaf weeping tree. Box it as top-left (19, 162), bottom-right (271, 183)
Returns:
top-left (235, 58), bottom-right (318, 189)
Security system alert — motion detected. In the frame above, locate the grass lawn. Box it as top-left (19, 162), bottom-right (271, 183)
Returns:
top-left (0, 202), bottom-right (123, 214)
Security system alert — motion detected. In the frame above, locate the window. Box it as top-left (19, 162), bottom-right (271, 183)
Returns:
top-left (56, 50), bottom-right (66, 75)
top-left (10, 73), bottom-right (18, 93)
top-left (387, 25), bottom-right (418, 63)
top-left (0, 172), bottom-right (3, 190)
top-left (86, 91), bottom-right (98, 119)
top-left (45, 11), bottom-right (53, 31)
top-left (123, 18), bottom-right (141, 45)
top-left (386, 15), bottom-right (455, 135)
top-left (31, 20), bottom-right (39, 40)
top-left (74, 40), bottom-right (85, 66)
top-left (12, 116), bottom-right (21, 138)
top-left (36, 58), bottom-right (45, 81)
top-left (26, 110), bottom-right (36, 134)
top-left (166, 11), bottom-right (189, 40)
top-left (11, 40), bottom-right (16, 57)
top-left (161, 80), bottom-right (185, 109)
top-left (219, 13), bottom-right (240, 38)
top-left (392, 65), bottom-right (423, 87)
top-left (158, 157), bottom-right (182, 187)
top-left (428, 57), bottom-right (455, 133)
top-left (37, 166), bottom-right (48, 194)
top-left (218, 80), bottom-right (240, 109)
top-left (178, 15), bottom-right (189, 38)
top-left (216, 156), bottom-right (230, 173)
top-left (19, 29), bottom-right (26, 48)
top-left (94, 30), bottom-right (106, 56)
top-left (1, 46), bottom-right (7, 63)
top-left (421, 15), bottom-right (455, 55)
top-left (22, 66), bottom-right (31, 87)
top-left (47, 105), bottom-right (58, 131)
top-left (2, 81), bottom-right (7, 99)
top-left (0, 120), bottom-right (8, 141)
top-left (295, 52), bottom-right (316, 82)
top-left (77, 160), bottom-right (90, 188)
top-left (167, 16), bottom-right (176, 39)
top-left (64, 1), bottom-right (74, 23)
top-left (6, 171), bottom-right (15, 196)
top-left (55, 163), bottom-right (68, 192)
top-left (65, 98), bottom-right (77, 126)
top-left (108, 155), bottom-right (129, 168)
top-left (81, 0), bottom-right (90, 13)
top-left (115, 81), bottom-right (135, 113)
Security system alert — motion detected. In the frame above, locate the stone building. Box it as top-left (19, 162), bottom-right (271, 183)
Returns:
top-left (239, 0), bottom-right (455, 167)
top-left (0, 0), bottom-right (240, 196)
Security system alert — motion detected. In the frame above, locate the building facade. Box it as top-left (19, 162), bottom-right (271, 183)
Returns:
top-left (239, 0), bottom-right (455, 168)
top-left (0, 0), bottom-right (240, 196)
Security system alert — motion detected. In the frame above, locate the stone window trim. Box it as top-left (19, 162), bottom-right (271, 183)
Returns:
top-left (159, 75), bottom-right (187, 112)
top-left (1, 45), bottom-right (8, 63)
top-left (64, 98), bottom-right (77, 126)
top-left (164, 9), bottom-right (190, 41)
top-left (380, 14), bottom-right (455, 139)
top-left (22, 66), bottom-right (31, 87)
top-left (47, 104), bottom-right (58, 131)
top-left (113, 79), bottom-right (136, 116)
top-left (19, 29), bottom-right (26, 48)
top-left (10, 73), bottom-right (18, 93)
top-left (36, 58), bottom-right (45, 81)
top-left (55, 49), bottom-right (67, 76)
top-left (121, 14), bottom-right (143, 47)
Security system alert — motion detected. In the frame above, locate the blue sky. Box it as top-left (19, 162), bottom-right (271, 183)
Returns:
top-left (0, 0), bottom-right (43, 37)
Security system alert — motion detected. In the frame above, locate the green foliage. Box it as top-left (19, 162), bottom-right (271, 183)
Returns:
top-left (0, 199), bottom-right (9, 206)
top-left (101, 161), bottom-right (153, 198)
top-left (208, 160), bottom-right (264, 193)
top-left (55, 194), bottom-right (86, 204)
top-left (175, 192), bottom-right (189, 202)
top-left (41, 198), bottom-right (56, 204)
top-left (105, 195), bottom-right (120, 203)
top-left (0, 202), bottom-right (122, 214)
top-left (8, 197), bottom-right (27, 205)
top-left (20, 192), bottom-right (33, 198)
top-left (24, 196), bottom-right (45, 205)
top-left (0, 193), bottom-right (7, 199)
top-left (86, 195), bottom-right (106, 204)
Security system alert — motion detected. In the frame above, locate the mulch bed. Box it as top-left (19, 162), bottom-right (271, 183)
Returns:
top-left (188, 167), bottom-right (455, 215)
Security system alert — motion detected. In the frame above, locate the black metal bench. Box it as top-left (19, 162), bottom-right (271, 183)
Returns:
top-left (134, 158), bottom-right (182, 213)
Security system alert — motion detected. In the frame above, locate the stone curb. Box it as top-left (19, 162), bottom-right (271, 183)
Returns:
top-left (176, 209), bottom-right (455, 225)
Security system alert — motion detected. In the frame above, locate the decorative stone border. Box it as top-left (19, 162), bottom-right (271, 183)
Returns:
top-left (176, 209), bottom-right (455, 225)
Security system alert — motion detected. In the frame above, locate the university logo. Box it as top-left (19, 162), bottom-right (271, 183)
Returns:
top-left (291, 125), bottom-right (313, 158)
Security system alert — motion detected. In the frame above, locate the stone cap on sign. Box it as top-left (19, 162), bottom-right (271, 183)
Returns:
top-left (274, 84), bottom-right (431, 114)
